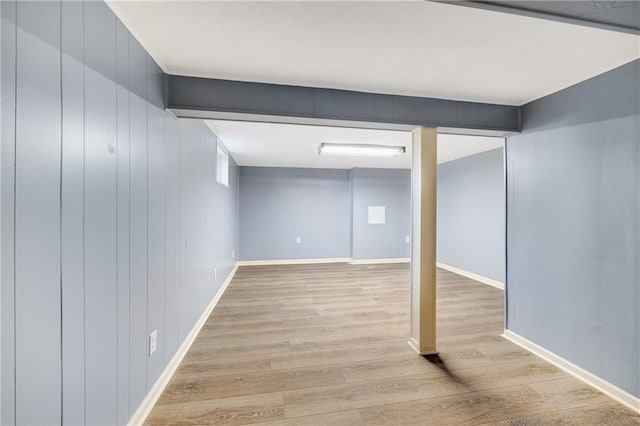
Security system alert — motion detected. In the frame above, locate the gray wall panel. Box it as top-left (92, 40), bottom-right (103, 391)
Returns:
top-left (351, 168), bottom-right (411, 260)
top-left (211, 150), bottom-right (238, 286)
top-left (128, 40), bottom-right (149, 409)
top-left (180, 120), bottom-right (195, 333)
top-left (146, 102), bottom-right (166, 385)
top-left (14, 2), bottom-right (61, 423)
top-left (1, 1), bottom-right (16, 423)
top-left (84, 2), bottom-right (119, 423)
top-left (4, 2), bottom-right (242, 424)
top-left (126, 38), bottom-right (147, 103)
top-left (507, 59), bottom-right (640, 397)
top-left (147, 60), bottom-right (164, 110)
top-left (239, 167), bottom-right (351, 261)
top-left (437, 148), bottom-right (505, 283)
top-left (164, 116), bottom-right (180, 358)
top-left (177, 119), bottom-right (191, 341)
top-left (193, 124), bottom-right (210, 320)
top-left (521, 60), bottom-right (640, 132)
top-left (116, 18), bottom-right (131, 425)
top-left (128, 34), bottom-right (152, 417)
top-left (61, 1), bottom-right (85, 423)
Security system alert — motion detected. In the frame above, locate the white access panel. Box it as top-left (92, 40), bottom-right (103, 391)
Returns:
top-left (368, 206), bottom-right (386, 224)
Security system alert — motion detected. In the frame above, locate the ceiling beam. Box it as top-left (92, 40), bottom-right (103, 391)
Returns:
top-left (434, 1), bottom-right (640, 35)
top-left (166, 75), bottom-right (520, 133)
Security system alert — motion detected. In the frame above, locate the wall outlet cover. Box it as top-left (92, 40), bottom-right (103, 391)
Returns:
top-left (149, 330), bottom-right (157, 356)
top-left (296, 236), bottom-right (301, 244)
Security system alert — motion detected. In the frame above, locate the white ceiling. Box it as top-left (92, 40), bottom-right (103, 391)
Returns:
top-left (205, 120), bottom-right (504, 169)
top-left (107, 1), bottom-right (639, 105)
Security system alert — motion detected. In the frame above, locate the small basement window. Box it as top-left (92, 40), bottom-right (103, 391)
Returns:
top-left (216, 142), bottom-right (229, 187)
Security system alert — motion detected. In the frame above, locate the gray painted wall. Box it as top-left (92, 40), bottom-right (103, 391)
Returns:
top-left (1, 1), bottom-right (239, 424)
top-left (239, 167), bottom-right (351, 260)
top-left (240, 163), bottom-right (505, 271)
top-left (351, 168), bottom-right (411, 260)
top-left (506, 59), bottom-right (640, 397)
top-left (437, 148), bottom-right (505, 282)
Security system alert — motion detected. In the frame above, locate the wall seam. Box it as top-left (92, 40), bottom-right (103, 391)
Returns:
top-left (58, 2), bottom-right (63, 423)
top-left (177, 121), bottom-right (182, 345)
top-left (12, 1), bottom-right (18, 422)
top-left (114, 12), bottom-right (119, 424)
top-left (81, 1), bottom-right (86, 423)
top-left (162, 118), bottom-right (167, 368)
top-left (503, 138), bottom-right (509, 330)
top-left (126, 29), bottom-right (132, 421)
top-left (144, 54), bottom-right (149, 394)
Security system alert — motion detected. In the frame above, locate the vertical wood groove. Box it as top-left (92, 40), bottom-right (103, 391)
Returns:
top-left (3, 2), bottom-right (239, 423)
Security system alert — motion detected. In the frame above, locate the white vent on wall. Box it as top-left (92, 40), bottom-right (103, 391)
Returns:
top-left (368, 206), bottom-right (386, 224)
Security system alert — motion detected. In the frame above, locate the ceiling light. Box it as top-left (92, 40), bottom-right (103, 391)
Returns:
top-left (319, 143), bottom-right (406, 157)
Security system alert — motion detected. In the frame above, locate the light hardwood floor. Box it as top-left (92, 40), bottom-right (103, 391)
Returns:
top-left (146, 263), bottom-right (640, 425)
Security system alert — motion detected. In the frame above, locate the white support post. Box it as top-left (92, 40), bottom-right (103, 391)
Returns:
top-left (408, 127), bottom-right (438, 355)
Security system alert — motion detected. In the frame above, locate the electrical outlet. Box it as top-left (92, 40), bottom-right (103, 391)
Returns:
top-left (214, 268), bottom-right (217, 280)
top-left (296, 236), bottom-right (301, 244)
top-left (405, 236), bottom-right (410, 243)
top-left (149, 330), bottom-right (157, 356)
top-left (231, 249), bottom-right (235, 259)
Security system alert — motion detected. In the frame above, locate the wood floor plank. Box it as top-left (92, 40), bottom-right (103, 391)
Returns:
top-left (359, 384), bottom-right (542, 425)
top-left (254, 410), bottom-right (364, 426)
top-left (145, 263), bottom-right (639, 425)
top-left (486, 401), bottom-right (640, 425)
top-left (283, 372), bottom-right (469, 418)
top-left (146, 394), bottom-right (285, 426)
top-left (157, 365), bottom-right (347, 405)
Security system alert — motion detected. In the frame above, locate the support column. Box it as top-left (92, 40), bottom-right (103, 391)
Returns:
top-left (409, 127), bottom-right (438, 355)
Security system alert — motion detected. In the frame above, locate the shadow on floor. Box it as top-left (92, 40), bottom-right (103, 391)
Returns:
top-left (423, 353), bottom-right (472, 389)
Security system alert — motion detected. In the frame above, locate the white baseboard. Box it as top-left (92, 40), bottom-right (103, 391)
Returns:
top-left (238, 257), bottom-right (411, 266)
top-left (238, 258), bottom-right (351, 266)
top-left (407, 338), bottom-right (438, 356)
top-left (128, 262), bottom-right (240, 426)
top-left (436, 262), bottom-right (504, 290)
top-left (503, 329), bottom-right (640, 414)
top-left (349, 257), bottom-right (410, 265)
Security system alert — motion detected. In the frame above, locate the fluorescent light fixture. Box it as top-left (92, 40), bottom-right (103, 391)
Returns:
top-left (319, 143), bottom-right (406, 157)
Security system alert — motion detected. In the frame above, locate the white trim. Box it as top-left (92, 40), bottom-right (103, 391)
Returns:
top-left (503, 329), bottom-right (640, 415)
top-left (238, 258), bottom-right (351, 266)
top-left (407, 338), bottom-right (438, 356)
top-left (127, 263), bottom-right (240, 426)
top-left (349, 258), bottom-right (410, 265)
top-left (407, 338), bottom-right (421, 355)
top-left (436, 262), bottom-right (504, 290)
top-left (238, 257), bottom-right (412, 266)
